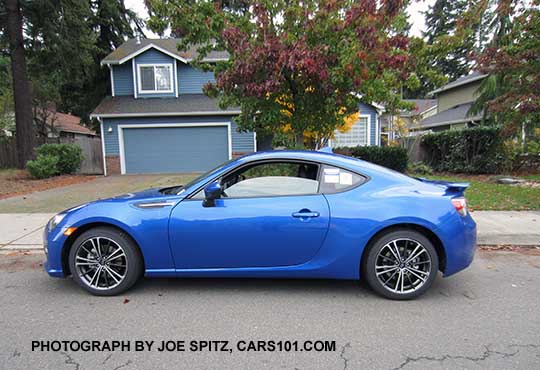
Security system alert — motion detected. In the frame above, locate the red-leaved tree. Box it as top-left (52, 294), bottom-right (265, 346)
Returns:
top-left (149, 0), bottom-right (416, 148)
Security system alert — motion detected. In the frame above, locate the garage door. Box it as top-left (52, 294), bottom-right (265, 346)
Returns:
top-left (122, 125), bottom-right (229, 173)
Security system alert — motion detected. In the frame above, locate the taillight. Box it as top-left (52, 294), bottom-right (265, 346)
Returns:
top-left (451, 197), bottom-right (467, 216)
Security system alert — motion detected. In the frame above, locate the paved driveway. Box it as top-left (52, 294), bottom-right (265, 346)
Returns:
top-left (0, 174), bottom-right (197, 213)
top-left (0, 249), bottom-right (539, 370)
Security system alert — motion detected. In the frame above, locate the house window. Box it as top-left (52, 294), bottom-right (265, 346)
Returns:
top-left (137, 64), bottom-right (173, 93)
top-left (331, 116), bottom-right (369, 147)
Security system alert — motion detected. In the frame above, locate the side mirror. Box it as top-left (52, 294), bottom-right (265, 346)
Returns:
top-left (203, 181), bottom-right (222, 207)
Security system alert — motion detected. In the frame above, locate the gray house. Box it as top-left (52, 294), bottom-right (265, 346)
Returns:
top-left (91, 38), bottom-right (382, 175)
top-left (91, 38), bottom-right (256, 175)
top-left (418, 72), bottom-right (487, 132)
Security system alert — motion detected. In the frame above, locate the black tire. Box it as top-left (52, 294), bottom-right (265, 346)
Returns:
top-left (362, 229), bottom-right (439, 300)
top-left (68, 227), bottom-right (143, 296)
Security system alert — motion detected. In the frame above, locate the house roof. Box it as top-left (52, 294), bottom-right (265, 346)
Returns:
top-left (101, 38), bottom-right (229, 65)
top-left (417, 102), bottom-right (482, 129)
top-left (429, 71), bottom-right (488, 96)
top-left (41, 109), bottom-right (96, 135)
top-left (401, 99), bottom-right (437, 117)
top-left (90, 95), bottom-right (240, 118)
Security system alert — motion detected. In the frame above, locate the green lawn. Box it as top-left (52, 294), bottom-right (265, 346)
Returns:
top-left (423, 174), bottom-right (540, 211)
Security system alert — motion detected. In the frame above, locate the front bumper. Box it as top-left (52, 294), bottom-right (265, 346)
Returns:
top-left (43, 226), bottom-right (68, 278)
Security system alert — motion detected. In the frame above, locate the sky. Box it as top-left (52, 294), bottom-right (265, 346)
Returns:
top-left (125, 0), bottom-right (436, 38)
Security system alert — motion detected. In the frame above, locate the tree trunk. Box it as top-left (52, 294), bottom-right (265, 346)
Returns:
top-left (295, 132), bottom-right (305, 148)
top-left (256, 132), bottom-right (274, 151)
top-left (6, 0), bottom-right (35, 168)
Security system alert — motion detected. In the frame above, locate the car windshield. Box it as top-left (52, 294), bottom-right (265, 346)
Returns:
top-left (159, 158), bottom-right (236, 195)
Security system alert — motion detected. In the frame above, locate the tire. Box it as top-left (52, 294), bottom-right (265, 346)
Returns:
top-left (362, 229), bottom-right (439, 300)
top-left (68, 227), bottom-right (143, 296)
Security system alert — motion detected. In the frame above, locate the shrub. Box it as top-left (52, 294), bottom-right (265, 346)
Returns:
top-left (408, 162), bottom-right (433, 175)
top-left (421, 126), bottom-right (508, 174)
top-left (35, 143), bottom-right (83, 174)
top-left (334, 146), bottom-right (408, 172)
top-left (26, 155), bottom-right (59, 179)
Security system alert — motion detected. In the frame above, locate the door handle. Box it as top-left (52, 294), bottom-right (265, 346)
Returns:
top-left (292, 210), bottom-right (320, 218)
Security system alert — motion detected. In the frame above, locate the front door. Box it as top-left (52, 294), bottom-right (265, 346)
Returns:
top-left (168, 161), bottom-right (330, 269)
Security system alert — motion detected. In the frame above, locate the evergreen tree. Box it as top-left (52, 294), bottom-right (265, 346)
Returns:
top-left (3, 0), bottom-right (35, 167)
top-left (87, 0), bottom-right (144, 123)
top-left (422, 0), bottom-right (473, 81)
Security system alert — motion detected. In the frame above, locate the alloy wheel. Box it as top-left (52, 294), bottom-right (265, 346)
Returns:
top-left (74, 237), bottom-right (128, 290)
top-left (375, 238), bottom-right (432, 294)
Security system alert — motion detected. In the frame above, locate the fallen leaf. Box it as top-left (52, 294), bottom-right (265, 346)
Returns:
top-left (123, 298), bottom-right (130, 304)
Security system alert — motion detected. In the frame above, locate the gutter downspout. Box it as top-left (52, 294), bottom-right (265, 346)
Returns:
top-left (98, 117), bottom-right (107, 176)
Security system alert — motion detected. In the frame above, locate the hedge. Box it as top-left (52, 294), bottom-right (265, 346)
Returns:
top-left (26, 143), bottom-right (83, 179)
top-left (36, 143), bottom-right (84, 174)
top-left (421, 126), bottom-right (507, 174)
top-left (26, 155), bottom-right (59, 179)
top-left (334, 146), bottom-right (408, 172)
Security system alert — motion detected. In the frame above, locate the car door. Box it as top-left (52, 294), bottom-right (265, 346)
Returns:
top-left (168, 160), bottom-right (330, 269)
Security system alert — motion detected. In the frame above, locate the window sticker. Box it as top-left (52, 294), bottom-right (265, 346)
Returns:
top-left (339, 172), bottom-right (353, 185)
top-left (323, 168), bottom-right (340, 183)
top-left (324, 174), bottom-right (339, 183)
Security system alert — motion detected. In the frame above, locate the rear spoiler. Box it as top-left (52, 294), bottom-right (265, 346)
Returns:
top-left (415, 177), bottom-right (470, 195)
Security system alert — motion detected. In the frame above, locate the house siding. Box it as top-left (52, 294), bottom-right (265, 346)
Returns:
top-left (111, 48), bottom-right (218, 98)
top-left (358, 102), bottom-right (379, 146)
top-left (437, 81), bottom-right (482, 112)
top-left (112, 64), bottom-right (134, 96)
top-left (102, 116), bottom-right (255, 156)
top-left (178, 64), bottom-right (215, 94)
top-left (134, 49), bottom-right (176, 98)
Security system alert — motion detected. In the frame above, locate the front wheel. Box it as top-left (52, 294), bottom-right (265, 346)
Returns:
top-left (68, 227), bottom-right (143, 296)
top-left (363, 229), bottom-right (439, 300)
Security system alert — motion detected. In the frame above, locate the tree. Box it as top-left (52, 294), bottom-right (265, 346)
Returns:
top-left (23, 0), bottom-right (142, 122)
top-left (0, 56), bottom-right (15, 133)
top-left (4, 0), bottom-right (35, 167)
top-left (148, 0), bottom-right (414, 148)
top-left (422, 0), bottom-right (473, 81)
top-left (87, 0), bottom-right (144, 124)
top-left (474, 0), bottom-right (540, 145)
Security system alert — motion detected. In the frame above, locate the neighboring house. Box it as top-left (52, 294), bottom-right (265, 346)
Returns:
top-left (418, 72), bottom-right (487, 132)
top-left (91, 38), bottom-right (382, 175)
top-left (380, 99), bottom-right (438, 143)
top-left (329, 102), bottom-right (382, 148)
top-left (36, 109), bottom-right (96, 138)
top-left (90, 38), bottom-right (254, 175)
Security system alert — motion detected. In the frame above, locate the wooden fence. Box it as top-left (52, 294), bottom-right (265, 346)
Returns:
top-left (0, 139), bottom-right (18, 169)
top-left (0, 136), bottom-right (103, 175)
top-left (398, 135), bottom-right (427, 164)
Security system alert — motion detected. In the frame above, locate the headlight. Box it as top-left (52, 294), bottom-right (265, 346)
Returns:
top-left (48, 214), bottom-right (66, 232)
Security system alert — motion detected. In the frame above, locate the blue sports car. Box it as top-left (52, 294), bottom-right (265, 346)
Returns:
top-left (43, 150), bottom-right (476, 299)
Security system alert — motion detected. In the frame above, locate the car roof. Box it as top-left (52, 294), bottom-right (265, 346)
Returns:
top-left (236, 150), bottom-right (357, 166)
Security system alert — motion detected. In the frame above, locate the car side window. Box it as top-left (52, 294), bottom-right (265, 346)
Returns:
top-left (220, 161), bottom-right (320, 198)
top-left (319, 165), bottom-right (365, 194)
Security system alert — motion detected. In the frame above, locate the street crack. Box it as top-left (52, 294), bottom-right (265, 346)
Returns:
top-left (102, 354), bottom-right (112, 365)
top-left (60, 352), bottom-right (81, 370)
top-left (111, 360), bottom-right (132, 370)
top-left (339, 342), bottom-right (351, 370)
top-left (393, 345), bottom-right (518, 370)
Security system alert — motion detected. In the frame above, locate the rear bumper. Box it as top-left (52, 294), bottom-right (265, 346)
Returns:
top-left (442, 213), bottom-right (477, 276)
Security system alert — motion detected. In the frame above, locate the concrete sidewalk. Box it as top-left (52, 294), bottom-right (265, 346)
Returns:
top-left (0, 211), bottom-right (539, 251)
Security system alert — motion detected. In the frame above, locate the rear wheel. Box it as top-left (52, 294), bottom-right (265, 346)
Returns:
top-left (363, 229), bottom-right (439, 300)
top-left (68, 227), bottom-right (143, 296)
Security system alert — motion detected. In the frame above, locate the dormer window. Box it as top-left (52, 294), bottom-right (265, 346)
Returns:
top-left (137, 64), bottom-right (173, 93)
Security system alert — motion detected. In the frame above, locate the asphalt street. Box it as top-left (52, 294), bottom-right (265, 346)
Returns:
top-left (0, 249), bottom-right (539, 370)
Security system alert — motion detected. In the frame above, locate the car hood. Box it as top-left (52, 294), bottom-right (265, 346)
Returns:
top-left (90, 187), bottom-right (187, 205)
